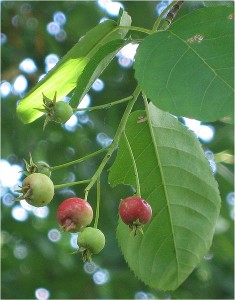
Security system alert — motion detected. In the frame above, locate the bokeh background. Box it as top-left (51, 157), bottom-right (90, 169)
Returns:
top-left (1, 1), bottom-right (234, 299)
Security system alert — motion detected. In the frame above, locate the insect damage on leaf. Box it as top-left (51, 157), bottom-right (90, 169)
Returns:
top-left (227, 13), bottom-right (234, 20)
top-left (187, 34), bottom-right (204, 43)
top-left (137, 115), bottom-right (147, 123)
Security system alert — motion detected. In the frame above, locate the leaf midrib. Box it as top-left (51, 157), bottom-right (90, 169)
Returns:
top-left (145, 103), bottom-right (180, 286)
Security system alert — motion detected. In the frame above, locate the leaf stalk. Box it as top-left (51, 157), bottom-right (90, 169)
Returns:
top-left (118, 26), bottom-right (151, 35)
top-left (152, 1), bottom-right (180, 32)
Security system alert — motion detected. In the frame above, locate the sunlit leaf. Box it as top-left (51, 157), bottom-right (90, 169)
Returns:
top-left (17, 11), bottom-right (131, 124)
top-left (69, 39), bottom-right (128, 107)
top-left (109, 103), bottom-right (221, 290)
top-left (70, 10), bottom-right (131, 106)
top-left (134, 7), bottom-right (234, 121)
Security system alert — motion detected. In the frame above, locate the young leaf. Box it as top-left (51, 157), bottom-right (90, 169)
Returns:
top-left (134, 7), bottom-right (234, 122)
top-left (109, 103), bottom-right (221, 291)
top-left (17, 12), bottom-right (131, 124)
top-left (117, 9), bottom-right (132, 35)
top-left (70, 9), bottom-right (132, 106)
top-left (69, 39), bottom-right (128, 107)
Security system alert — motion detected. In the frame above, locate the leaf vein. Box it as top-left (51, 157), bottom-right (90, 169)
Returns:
top-left (162, 164), bottom-right (216, 191)
top-left (169, 31), bottom-right (233, 91)
top-left (199, 75), bottom-right (216, 114)
top-left (218, 91), bottom-right (234, 115)
top-left (177, 247), bottom-right (200, 262)
top-left (150, 235), bottom-right (173, 282)
top-left (174, 224), bottom-right (208, 249)
top-left (166, 48), bottom-right (190, 88)
top-left (171, 203), bottom-right (214, 226)
top-left (145, 102), bottom-right (181, 285)
top-left (166, 184), bottom-right (218, 208)
top-left (152, 124), bottom-right (193, 139)
top-left (158, 145), bottom-right (206, 164)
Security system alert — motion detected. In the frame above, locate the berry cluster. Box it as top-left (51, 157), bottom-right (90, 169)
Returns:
top-left (57, 197), bottom-right (105, 262)
top-left (15, 93), bottom-right (152, 262)
top-left (16, 156), bottom-right (152, 261)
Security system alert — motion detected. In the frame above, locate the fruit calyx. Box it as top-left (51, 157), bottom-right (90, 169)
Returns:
top-left (23, 153), bottom-right (51, 177)
top-left (35, 91), bottom-right (73, 129)
top-left (15, 184), bottom-right (32, 201)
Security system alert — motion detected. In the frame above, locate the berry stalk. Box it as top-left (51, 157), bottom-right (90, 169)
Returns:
top-left (54, 179), bottom-right (91, 190)
top-left (94, 176), bottom-right (101, 229)
top-left (73, 95), bottom-right (133, 112)
top-left (84, 85), bottom-right (142, 200)
top-left (123, 131), bottom-right (141, 197)
top-left (50, 146), bottom-right (109, 171)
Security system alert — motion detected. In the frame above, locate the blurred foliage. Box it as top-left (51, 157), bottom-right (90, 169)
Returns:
top-left (1, 1), bottom-right (234, 299)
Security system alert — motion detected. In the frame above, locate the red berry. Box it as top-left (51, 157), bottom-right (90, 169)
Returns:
top-left (57, 198), bottom-right (93, 233)
top-left (119, 196), bottom-right (152, 235)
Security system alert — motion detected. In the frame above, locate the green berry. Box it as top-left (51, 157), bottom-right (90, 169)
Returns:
top-left (52, 101), bottom-right (73, 124)
top-left (16, 173), bottom-right (54, 207)
top-left (77, 227), bottom-right (105, 261)
top-left (36, 161), bottom-right (51, 177)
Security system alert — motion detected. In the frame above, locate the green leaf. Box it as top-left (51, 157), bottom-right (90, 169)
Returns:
top-left (17, 12), bottom-right (131, 124)
top-left (69, 39), bottom-right (128, 107)
top-left (70, 9), bottom-right (132, 106)
top-left (109, 103), bottom-right (221, 291)
top-left (203, 1), bottom-right (234, 7)
top-left (134, 7), bottom-right (234, 121)
top-left (117, 9), bottom-right (132, 34)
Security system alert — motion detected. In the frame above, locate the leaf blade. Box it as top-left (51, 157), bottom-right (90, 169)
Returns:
top-left (69, 39), bottom-right (127, 107)
top-left (109, 104), bottom-right (221, 290)
top-left (70, 9), bottom-right (132, 106)
top-left (17, 14), bottom-right (131, 124)
top-left (134, 7), bottom-right (234, 121)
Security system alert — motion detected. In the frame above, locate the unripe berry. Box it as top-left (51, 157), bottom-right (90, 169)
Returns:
top-left (23, 154), bottom-right (51, 177)
top-left (16, 173), bottom-right (54, 207)
top-left (52, 101), bottom-right (73, 124)
top-left (36, 92), bottom-right (73, 129)
top-left (77, 227), bottom-right (105, 261)
top-left (36, 161), bottom-right (51, 177)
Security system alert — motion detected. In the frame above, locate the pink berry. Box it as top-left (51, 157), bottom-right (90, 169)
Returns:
top-left (119, 196), bottom-right (152, 234)
top-left (57, 197), bottom-right (93, 232)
